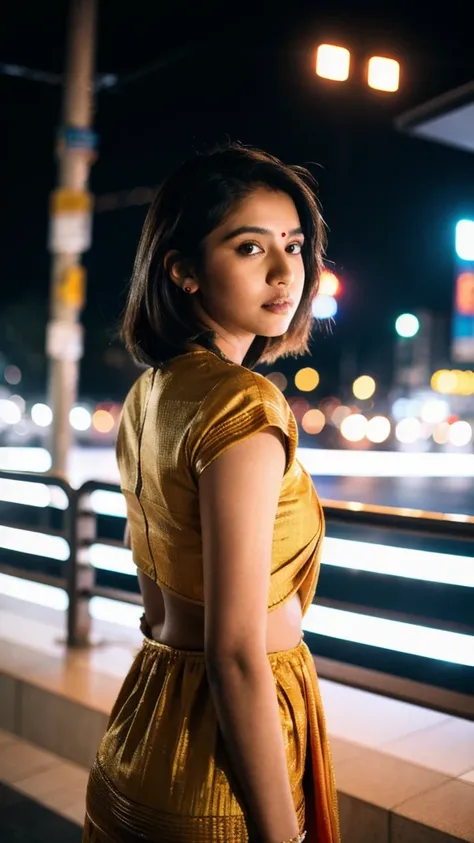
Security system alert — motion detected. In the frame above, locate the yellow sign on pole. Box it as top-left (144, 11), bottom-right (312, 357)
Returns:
top-left (57, 265), bottom-right (86, 309)
top-left (50, 189), bottom-right (93, 214)
top-left (49, 189), bottom-right (93, 253)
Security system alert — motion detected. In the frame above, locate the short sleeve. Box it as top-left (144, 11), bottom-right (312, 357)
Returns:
top-left (187, 369), bottom-right (298, 478)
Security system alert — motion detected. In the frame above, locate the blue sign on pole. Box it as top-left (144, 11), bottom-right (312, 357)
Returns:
top-left (63, 127), bottom-right (98, 151)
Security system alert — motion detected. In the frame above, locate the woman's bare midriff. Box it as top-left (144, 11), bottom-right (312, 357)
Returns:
top-left (145, 588), bottom-right (303, 654)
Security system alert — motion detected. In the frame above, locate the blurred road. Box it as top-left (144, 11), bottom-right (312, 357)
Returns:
top-left (315, 475), bottom-right (474, 515)
top-left (64, 446), bottom-right (473, 516)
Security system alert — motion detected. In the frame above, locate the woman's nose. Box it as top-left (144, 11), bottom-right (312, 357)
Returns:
top-left (267, 253), bottom-right (293, 286)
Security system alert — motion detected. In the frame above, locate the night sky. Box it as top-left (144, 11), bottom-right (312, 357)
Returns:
top-left (2, 1), bottom-right (474, 399)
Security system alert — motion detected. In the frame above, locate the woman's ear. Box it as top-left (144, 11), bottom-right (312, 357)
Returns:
top-left (164, 250), bottom-right (199, 294)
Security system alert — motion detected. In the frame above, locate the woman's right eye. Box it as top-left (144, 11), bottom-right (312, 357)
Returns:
top-left (237, 242), bottom-right (262, 256)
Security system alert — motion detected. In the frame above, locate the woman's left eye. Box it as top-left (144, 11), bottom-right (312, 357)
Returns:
top-left (287, 242), bottom-right (303, 255)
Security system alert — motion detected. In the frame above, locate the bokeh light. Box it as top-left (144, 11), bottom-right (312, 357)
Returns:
top-left (431, 370), bottom-right (457, 394)
top-left (431, 369), bottom-right (474, 395)
top-left (287, 397), bottom-right (311, 424)
top-left (395, 313), bottom-right (420, 338)
top-left (312, 295), bottom-right (338, 319)
top-left (4, 365), bottom-right (22, 385)
top-left (266, 371), bottom-right (288, 392)
top-left (319, 270), bottom-right (340, 297)
top-left (319, 397), bottom-right (340, 419)
top-left (420, 422), bottom-right (432, 440)
top-left (448, 421), bottom-right (472, 447)
top-left (0, 399), bottom-right (21, 425)
top-left (455, 219), bottom-right (474, 261)
top-left (294, 367), bottom-right (320, 392)
top-left (392, 398), bottom-right (410, 421)
top-left (432, 422), bottom-right (450, 445)
top-left (340, 413), bottom-right (368, 442)
top-left (10, 395), bottom-right (25, 413)
top-left (458, 372), bottom-right (474, 395)
top-left (70, 406), bottom-right (92, 431)
top-left (366, 416), bottom-right (391, 443)
top-left (31, 403), bottom-right (53, 427)
top-left (331, 405), bottom-right (351, 428)
top-left (302, 409), bottom-right (326, 435)
top-left (420, 399), bottom-right (450, 424)
top-left (395, 417), bottom-right (421, 444)
top-left (352, 375), bottom-right (376, 400)
top-left (13, 420), bottom-right (29, 437)
top-left (92, 409), bottom-right (115, 434)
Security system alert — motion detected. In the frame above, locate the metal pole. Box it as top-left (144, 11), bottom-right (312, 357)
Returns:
top-left (46, 0), bottom-right (97, 477)
top-left (66, 487), bottom-right (95, 647)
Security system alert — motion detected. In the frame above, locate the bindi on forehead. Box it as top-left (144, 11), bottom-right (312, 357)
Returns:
top-left (281, 232), bottom-right (287, 238)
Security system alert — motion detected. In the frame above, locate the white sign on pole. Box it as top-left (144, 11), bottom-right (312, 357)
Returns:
top-left (49, 212), bottom-right (92, 253)
top-left (46, 320), bottom-right (84, 362)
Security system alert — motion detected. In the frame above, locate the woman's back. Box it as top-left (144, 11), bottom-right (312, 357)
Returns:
top-left (117, 347), bottom-right (325, 626)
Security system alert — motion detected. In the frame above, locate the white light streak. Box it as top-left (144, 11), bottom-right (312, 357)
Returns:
top-left (89, 490), bottom-right (126, 517)
top-left (0, 573), bottom-right (68, 610)
top-left (89, 543), bottom-right (134, 574)
top-left (323, 536), bottom-right (474, 588)
top-left (303, 604), bottom-right (474, 667)
top-left (297, 449), bottom-right (474, 477)
top-left (0, 526), bottom-right (69, 560)
top-left (0, 447), bottom-right (51, 473)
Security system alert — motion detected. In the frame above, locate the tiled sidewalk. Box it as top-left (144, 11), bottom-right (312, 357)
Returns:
top-left (0, 730), bottom-right (85, 840)
top-left (0, 783), bottom-right (82, 842)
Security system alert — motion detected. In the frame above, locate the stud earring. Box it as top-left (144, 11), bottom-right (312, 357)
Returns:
top-left (184, 286), bottom-right (192, 293)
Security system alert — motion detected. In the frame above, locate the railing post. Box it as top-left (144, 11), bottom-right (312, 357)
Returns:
top-left (66, 486), bottom-right (95, 646)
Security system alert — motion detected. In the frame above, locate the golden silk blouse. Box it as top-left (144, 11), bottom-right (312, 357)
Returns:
top-left (116, 348), bottom-right (324, 613)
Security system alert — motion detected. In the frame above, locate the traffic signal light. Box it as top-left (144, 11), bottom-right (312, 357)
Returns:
top-left (395, 313), bottom-right (420, 338)
top-left (455, 220), bottom-right (474, 261)
top-left (453, 219), bottom-right (474, 361)
top-left (313, 271), bottom-right (341, 319)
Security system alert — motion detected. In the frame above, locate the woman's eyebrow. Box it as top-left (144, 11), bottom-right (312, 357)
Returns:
top-left (222, 225), bottom-right (303, 241)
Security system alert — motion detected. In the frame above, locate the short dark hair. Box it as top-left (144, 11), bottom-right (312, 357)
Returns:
top-left (122, 143), bottom-right (326, 370)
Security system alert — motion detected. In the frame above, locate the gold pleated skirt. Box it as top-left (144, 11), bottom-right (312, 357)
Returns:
top-left (83, 637), bottom-right (340, 843)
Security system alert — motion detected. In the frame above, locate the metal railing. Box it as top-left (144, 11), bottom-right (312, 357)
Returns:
top-left (323, 497), bottom-right (474, 541)
top-left (0, 471), bottom-right (149, 645)
top-left (1, 468), bottom-right (473, 717)
top-left (0, 469), bottom-right (88, 645)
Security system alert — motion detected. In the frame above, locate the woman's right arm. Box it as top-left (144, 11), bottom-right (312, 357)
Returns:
top-left (199, 426), bottom-right (300, 843)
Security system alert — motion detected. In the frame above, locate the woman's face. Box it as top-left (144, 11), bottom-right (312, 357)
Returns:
top-left (194, 187), bottom-right (305, 358)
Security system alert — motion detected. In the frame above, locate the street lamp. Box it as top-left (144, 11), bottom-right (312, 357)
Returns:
top-left (315, 43), bottom-right (400, 92)
top-left (367, 56), bottom-right (400, 92)
top-left (315, 45), bottom-right (350, 82)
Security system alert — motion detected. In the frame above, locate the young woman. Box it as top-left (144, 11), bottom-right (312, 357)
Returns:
top-left (83, 144), bottom-right (340, 843)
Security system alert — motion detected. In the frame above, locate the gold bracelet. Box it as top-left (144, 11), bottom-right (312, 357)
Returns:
top-left (281, 833), bottom-right (306, 843)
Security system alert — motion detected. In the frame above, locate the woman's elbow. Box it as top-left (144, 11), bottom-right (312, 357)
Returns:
top-left (205, 641), bottom-right (266, 686)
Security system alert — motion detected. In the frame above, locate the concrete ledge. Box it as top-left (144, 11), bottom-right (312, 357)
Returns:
top-left (1, 672), bottom-right (108, 768)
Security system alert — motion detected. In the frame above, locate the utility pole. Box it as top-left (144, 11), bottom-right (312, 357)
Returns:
top-left (46, 0), bottom-right (97, 477)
